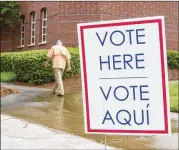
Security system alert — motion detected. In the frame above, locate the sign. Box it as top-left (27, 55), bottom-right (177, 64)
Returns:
top-left (77, 16), bottom-right (171, 135)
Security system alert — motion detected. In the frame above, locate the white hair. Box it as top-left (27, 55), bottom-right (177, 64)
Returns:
top-left (56, 40), bottom-right (62, 45)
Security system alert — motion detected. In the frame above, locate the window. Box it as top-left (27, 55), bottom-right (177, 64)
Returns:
top-left (20, 16), bottom-right (25, 46)
top-left (30, 12), bottom-right (36, 45)
top-left (41, 8), bottom-right (47, 43)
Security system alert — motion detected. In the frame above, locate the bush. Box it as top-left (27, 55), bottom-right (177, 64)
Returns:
top-left (167, 51), bottom-right (179, 69)
top-left (1, 72), bottom-right (17, 82)
top-left (0, 48), bottom-right (80, 84)
top-left (0, 49), bottom-right (178, 84)
top-left (0, 52), bottom-right (17, 72)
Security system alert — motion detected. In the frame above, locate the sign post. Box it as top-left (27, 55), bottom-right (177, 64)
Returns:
top-left (77, 16), bottom-right (171, 136)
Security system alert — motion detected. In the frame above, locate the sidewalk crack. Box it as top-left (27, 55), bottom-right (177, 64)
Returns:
top-left (23, 123), bottom-right (29, 128)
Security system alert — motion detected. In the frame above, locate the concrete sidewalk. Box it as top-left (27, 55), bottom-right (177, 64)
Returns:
top-left (1, 114), bottom-right (114, 149)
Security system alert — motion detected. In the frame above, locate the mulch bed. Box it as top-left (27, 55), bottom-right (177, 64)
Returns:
top-left (1, 87), bottom-right (20, 97)
top-left (8, 75), bottom-right (82, 91)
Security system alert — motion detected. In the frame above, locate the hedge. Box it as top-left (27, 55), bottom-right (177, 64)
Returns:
top-left (0, 48), bottom-right (178, 84)
top-left (0, 48), bottom-right (80, 84)
top-left (167, 50), bottom-right (179, 69)
top-left (1, 72), bottom-right (17, 82)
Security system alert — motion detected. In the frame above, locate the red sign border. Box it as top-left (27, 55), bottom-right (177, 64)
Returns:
top-left (80, 19), bottom-right (169, 134)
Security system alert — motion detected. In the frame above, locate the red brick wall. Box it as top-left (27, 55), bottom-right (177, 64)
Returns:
top-left (1, 26), bottom-right (13, 52)
top-left (98, 2), bottom-right (178, 51)
top-left (1, 1), bottom-right (178, 51)
top-left (57, 2), bottom-right (101, 47)
top-left (10, 1), bottom-right (60, 51)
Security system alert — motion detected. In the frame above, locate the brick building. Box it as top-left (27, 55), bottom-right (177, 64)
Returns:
top-left (1, 1), bottom-right (178, 52)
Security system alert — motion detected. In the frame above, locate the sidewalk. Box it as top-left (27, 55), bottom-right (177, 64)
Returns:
top-left (1, 114), bottom-right (114, 149)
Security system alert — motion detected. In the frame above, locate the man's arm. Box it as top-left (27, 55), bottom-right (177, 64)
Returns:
top-left (45, 57), bottom-right (51, 66)
top-left (66, 59), bottom-right (71, 71)
top-left (44, 48), bottom-right (53, 67)
top-left (66, 49), bottom-right (71, 72)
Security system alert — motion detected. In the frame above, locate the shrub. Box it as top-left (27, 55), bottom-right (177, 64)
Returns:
top-left (0, 48), bottom-right (80, 84)
top-left (0, 52), bottom-right (16, 72)
top-left (0, 49), bottom-right (178, 84)
top-left (1, 72), bottom-right (17, 82)
top-left (167, 50), bottom-right (179, 69)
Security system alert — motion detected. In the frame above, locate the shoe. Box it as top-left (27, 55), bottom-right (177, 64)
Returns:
top-left (56, 93), bottom-right (64, 97)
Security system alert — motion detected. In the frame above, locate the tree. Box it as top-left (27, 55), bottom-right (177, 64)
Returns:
top-left (0, 2), bottom-right (21, 27)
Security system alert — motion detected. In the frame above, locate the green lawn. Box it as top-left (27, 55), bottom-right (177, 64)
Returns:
top-left (169, 81), bottom-right (179, 112)
top-left (1, 72), bottom-right (16, 82)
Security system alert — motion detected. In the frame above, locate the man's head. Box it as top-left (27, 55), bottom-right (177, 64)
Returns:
top-left (56, 40), bottom-right (62, 45)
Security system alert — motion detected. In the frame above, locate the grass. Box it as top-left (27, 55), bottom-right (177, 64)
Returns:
top-left (1, 72), bottom-right (16, 82)
top-left (169, 81), bottom-right (179, 112)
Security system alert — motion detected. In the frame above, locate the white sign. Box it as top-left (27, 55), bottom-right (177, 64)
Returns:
top-left (77, 16), bottom-right (171, 135)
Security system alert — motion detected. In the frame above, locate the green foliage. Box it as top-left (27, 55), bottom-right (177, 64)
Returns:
top-left (167, 51), bottom-right (179, 69)
top-left (0, 2), bottom-right (21, 26)
top-left (169, 81), bottom-right (179, 112)
top-left (1, 72), bottom-right (16, 82)
top-left (0, 48), bottom-right (80, 84)
top-left (0, 48), bottom-right (178, 84)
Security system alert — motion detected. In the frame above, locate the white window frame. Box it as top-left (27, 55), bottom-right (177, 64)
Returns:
top-left (41, 9), bottom-right (47, 43)
top-left (30, 12), bottom-right (36, 45)
top-left (20, 16), bottom-right (25, 46)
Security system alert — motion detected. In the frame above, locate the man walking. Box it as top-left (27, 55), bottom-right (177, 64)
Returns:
top-left (45, 40), bottom-right (71, 96)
